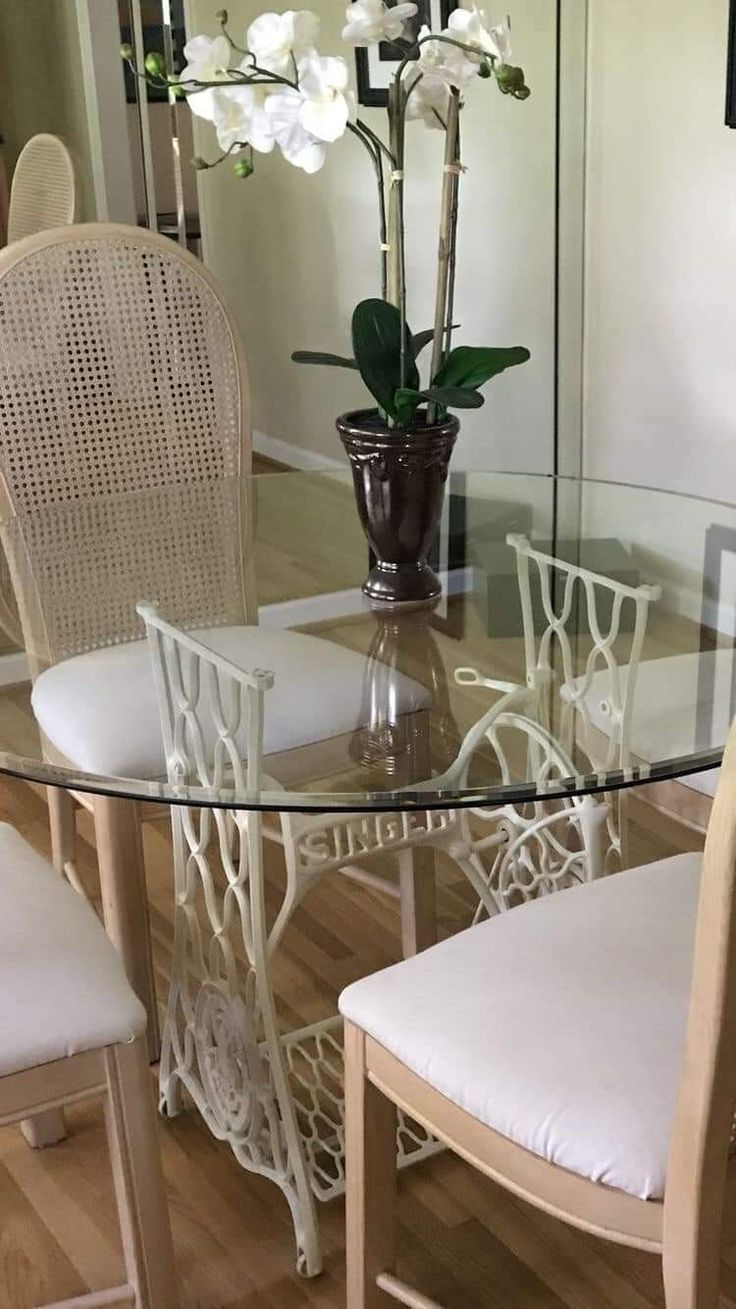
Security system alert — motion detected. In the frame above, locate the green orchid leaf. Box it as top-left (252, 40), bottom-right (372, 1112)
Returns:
top-left (433, 345), bottom-right (530, 390)
top-left (352, 299), bottom-right (419, 418)
top-left (291, 350), bottom-right (358, 370)
top-left (393, 388), bottom-right (424, 425)
top-left (411, 325), bottom-right (460, 358)
top-left (422, 386), bottom-right (485, 410)
top-left (393, 385), bottom-right (485, 423)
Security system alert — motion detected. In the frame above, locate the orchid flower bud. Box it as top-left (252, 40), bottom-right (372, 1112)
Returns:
top-left (495, 64), bottom-right (529, 98)
top-left (145, 51), bottom-right (167, 77)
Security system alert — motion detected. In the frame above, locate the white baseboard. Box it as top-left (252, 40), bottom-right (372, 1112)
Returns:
top-left (253, 429), bottom-right (344, 473)
top-left (259, 567), bottom-right (479, 630)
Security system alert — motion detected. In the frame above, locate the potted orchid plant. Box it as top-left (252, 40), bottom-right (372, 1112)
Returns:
top-left (125, 3), bottom-right (531, 605)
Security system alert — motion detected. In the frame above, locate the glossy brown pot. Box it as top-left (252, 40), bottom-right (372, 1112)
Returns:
top-left (337, 408), bottom-right (459, 606)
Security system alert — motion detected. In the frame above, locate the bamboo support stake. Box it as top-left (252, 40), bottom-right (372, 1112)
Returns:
top-left (429, 89), bottom-right (461, 389)
top-left (388, 79), bottom-right (409, 389)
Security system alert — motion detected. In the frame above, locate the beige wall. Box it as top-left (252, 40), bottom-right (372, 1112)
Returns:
top-left (189, 0), bottom-right (559, 471)
top-left (0, 0), bottom-right (96, 222)
top-left (583, 0), bottom-right (736, 500)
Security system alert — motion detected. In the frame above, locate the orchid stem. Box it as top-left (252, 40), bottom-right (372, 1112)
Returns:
top-left (348, 122), bottom-right (388, 299)
top-left (444, 114), bottom-right (461, 359)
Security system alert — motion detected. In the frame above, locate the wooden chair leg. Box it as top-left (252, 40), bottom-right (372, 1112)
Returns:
top-left (94, 797), bottom-right (160, 1062)
top-left (21, 787), bottom-right (78, 1148)
top-left (48, 785), bottom-right (78, 879)
top-left (19, 1109), bottom-right (68, 1149)
top-left (344, 1022), bottom-right (397, 1309)
top-left (661, 1236), bottom-right (721, 1309)
top-left (104, 1036), bottom-right (178, 1309)
top-left (399, 847), bottom-right (437, 958)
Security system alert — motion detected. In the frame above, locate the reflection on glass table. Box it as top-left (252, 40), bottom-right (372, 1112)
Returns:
top-left (0, 471), bottom-right (731, 809)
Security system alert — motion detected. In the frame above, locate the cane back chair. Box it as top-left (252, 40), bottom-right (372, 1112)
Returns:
top-left (0, 222), bottom-right (430, 1094)
top-left (7, 134), bottom-right (76, 245)
top-left (0, 222), bottom-right (252, 1071)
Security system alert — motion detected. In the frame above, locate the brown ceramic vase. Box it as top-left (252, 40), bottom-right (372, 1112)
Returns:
top-left (337, 408), bottom-right (459, 607)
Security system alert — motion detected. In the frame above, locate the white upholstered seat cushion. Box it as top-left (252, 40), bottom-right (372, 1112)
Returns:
top-left (340, 853), bottom-right (701, 1201)
top-left (0, 824), bottom-right (145, 1077)
top-left (32, 626), bottom-right (429, 778)
top-left (572, 650), bottom-right (729, 796)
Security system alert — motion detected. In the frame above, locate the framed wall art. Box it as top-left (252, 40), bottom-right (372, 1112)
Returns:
top-left (727, 0), bottom-right (736, 125)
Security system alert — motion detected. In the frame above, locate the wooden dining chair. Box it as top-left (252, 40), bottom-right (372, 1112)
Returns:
top-left (340, 717), bottom-right (736, 1309)
top-left (0, 222), bottom-right (429, 1100)
top-left (0, 134), bottom-right (77, 646)
top-left (6, 134), bottom-right (76, 244)
top-left (0, 222), bottom-right (252, 1074)
top-left (0, 821), bottom-right (177, 1308)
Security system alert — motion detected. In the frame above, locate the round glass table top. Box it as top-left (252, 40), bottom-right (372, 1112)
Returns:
top-left (0, 470), bottom-right (731, 812)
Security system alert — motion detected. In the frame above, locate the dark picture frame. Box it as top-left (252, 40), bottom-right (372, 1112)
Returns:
top-left (726, 0), bottom-right (736, 125)
top-left (355, 0), bottom-right (458, 108)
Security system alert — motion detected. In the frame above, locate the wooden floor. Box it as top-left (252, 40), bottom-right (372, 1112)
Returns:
top-left (3, 770), bottom-right (736, 1309)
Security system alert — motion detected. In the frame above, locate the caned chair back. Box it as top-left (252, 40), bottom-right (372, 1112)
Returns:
top-left (0, 223), bottom-right (254, 669)
top-left (7, 134), bottom-right (76, 245)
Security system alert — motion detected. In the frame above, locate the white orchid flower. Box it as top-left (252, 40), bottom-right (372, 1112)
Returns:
top-left (298, 53), bottom-right (355, 142)
top-left (447, 8), bottom-right (512, 64)
top-left (414, 23), bottom-right (478, 89)
top-left (213, 84), bottom-right (277, 155)
top-left (402, 65), bottom-right (450, 129)
top-left (246, 9), bottom-right (319, 77)
top-left (180, 33), bottom-right (235, 121)
top-left (265, 51), bottom-right (353, 172)
top-left (264, 91), bottom-right (327, 171)
top-left (342, 0), bottom-right (418, 47)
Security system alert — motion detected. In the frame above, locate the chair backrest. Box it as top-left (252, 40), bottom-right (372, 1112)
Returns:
top-left (0, 222), bottom-right (251, 514)
top-left (7, 134), bottom-right (76, 244)
top-left (666, 718), bottom-right (736, 1256)
top-left (0, 223), bottom-right (254, 665)
top-left (507, 533), bottom-right (660, 774)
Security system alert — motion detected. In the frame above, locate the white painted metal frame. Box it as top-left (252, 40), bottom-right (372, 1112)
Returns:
top-left (139, 604), bottom-right (441, 1278)
top-left (420, 534), bottom-right (661, 917)
top-left (418, 677), bottom-right (610, 917)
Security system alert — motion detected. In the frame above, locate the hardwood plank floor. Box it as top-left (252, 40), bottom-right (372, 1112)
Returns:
top-left (2, 770), bottom-right (734, 1309)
